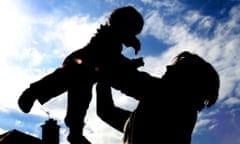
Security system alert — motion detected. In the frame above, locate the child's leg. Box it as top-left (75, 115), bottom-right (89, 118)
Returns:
top-left (64, 80), bottom-right (93, 144)
top-left (18, 67), bottom-right (69, 113)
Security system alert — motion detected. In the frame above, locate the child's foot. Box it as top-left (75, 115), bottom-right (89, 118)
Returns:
top-left (18, 88), bottom-right (36, 113)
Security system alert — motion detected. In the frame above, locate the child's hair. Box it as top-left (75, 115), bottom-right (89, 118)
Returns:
top-left (173, 51), bottom-right (220, 110)
top-left (109, 6), bottom-right (144, 35)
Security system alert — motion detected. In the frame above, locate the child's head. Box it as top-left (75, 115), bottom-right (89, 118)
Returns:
top-left (109, 6), bottom-right (144, 54)
top-left (109, 6), bottom-right (144, 36)
top-left (162, 51), bottom-right (220, 111)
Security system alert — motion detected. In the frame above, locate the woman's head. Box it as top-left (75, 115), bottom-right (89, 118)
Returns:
top-left (163, 51), bottom-right (220, 111)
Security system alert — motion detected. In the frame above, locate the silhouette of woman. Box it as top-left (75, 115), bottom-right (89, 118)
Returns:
top-left (96, 51), bottom-right (220, 144)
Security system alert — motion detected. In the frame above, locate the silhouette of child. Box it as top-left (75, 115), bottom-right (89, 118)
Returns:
top-left (18, 6), bottom-right (144, 144)
top-left (96, 51), bottom-right (220, 144)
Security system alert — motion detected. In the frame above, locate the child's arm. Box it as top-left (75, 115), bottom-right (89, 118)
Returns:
top-left (123, 35), bottom-right (141, 55)
top-left (96, 82), bottom-right (131, 132)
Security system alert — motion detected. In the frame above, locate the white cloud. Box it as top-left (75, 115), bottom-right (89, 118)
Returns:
top-left (111, 89), bottom-right (139, 111)
top-left (141, 0), bottom-right (183, 12)
top-left (85, 115), bottom-right (123, 144)
top-left (224, 97), bottom-right (240, 106)
top-left (0, 128), bottom-right (7, 135)
top-left (143, 10), bottom-right (171, 42)
top-left (44, 15), bottom-right (101, 52)
top-left (141, 0), bottom-right (153, 4)
top-left (15, 120), bottom-right (23, 127)
top-left (193, 118), bottom-right (217, 134)
top-left (194, 119), bottom-right (211, 132)
top-left (184, 10), bottom-right (201, 24)
top-left (143, 5), bottom-right (240, 104)
top-left (236, 83), bottom-right (240, 97)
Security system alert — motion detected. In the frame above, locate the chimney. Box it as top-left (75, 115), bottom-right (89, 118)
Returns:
top-left (41, 118), bottom-right (60, 144)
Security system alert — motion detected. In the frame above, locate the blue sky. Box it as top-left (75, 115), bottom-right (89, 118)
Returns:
top-left (0, 0), bottom-right (239, 144)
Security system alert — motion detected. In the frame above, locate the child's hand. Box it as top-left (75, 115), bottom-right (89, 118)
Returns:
top-left (131, 37), bottom-right (140, 55)
top-left (133, 38), bottom-right (140, 55)
top-left (132, 57), bottom-right (144, 68)
top-left (123, 37), bottom-right (141, 55)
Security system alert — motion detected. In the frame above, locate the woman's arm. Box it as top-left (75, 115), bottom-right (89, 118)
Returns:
top-left (96, 82), bottom-right (131, 132)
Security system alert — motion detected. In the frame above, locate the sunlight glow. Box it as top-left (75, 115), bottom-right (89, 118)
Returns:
top-left (75, 58), bottom-right (83, 64)
top-left (0, 1), bottom-right (28, 51)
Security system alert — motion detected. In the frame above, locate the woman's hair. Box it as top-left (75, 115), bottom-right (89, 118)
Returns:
top-left (109, 6), bottom-right (144, 35)
top-left (173, 51), bottom-right (220, 110)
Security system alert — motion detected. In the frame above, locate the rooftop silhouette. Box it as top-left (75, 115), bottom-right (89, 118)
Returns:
top-left (0, 118), bottom-right (59, 144)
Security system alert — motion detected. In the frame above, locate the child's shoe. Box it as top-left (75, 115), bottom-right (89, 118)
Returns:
top-left (18, 88), bottom-right (36, 113)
